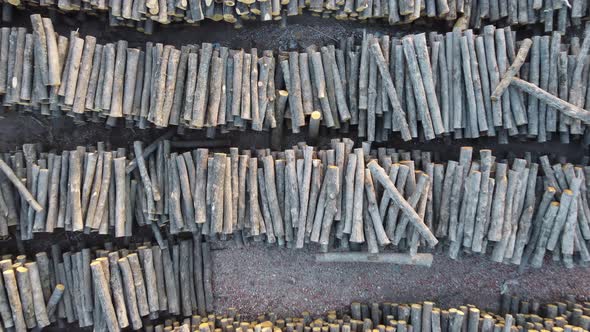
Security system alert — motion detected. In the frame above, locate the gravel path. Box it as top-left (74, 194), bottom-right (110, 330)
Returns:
top-left (212, 241), bottom-right (590, 318)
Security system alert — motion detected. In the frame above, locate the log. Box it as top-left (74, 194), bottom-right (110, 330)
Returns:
top-left (436, 161), bottom-right (456, 237)
top-left (15, 267), bottom-right (35, 328)
top-left (201, 241), bottom-right (214, 312)
top-left (263, 155), bottom-right (285, 241)
top-left (162, 247), bottom-right (179, 317)
top-left (211, 153), bottom-right (226, 234)
top-left (309, 51), bottom-right (335, 128)
top-left (126, 253), bottom-right (149, 317)
top-left (350, 148), bottom-right (365, 243)
top-left (303, 159), bottom-right (322, 238)
top-left (317, 166), bottom-right (340, 246)
top-left (414, 33), bottom-right (444, 135)
top-left (3, 269), bottom-right (26, 332)
top-left (223, 156), bottom-right (234, 234)
top-left (191, 43), bottom-right (213, 128)
top-left (315, 252), bottom-right (433, 266)
top-left (133, 141), bottom-right (158, 217)
top-left (23, 262), bottom-right (49, 328)
top-left (0, 158), bottom-right (42, 212)
top-left (192, 234), bottom-right (206, 316)
top-left (90, 262), bottom-right (118, 332)
top-left (30, 15), bottom-right (50, 86)
top-left (288, 51), bottom-right (306, 129)
top-left (179, 240), bottom-right (192, 316)
top-left (511, 78), bottom-right (590, 124)
top-left (113, 157), bottom-right (127, 236)
top-left (492, 38), bottom-right (533, 101)
top-left (44, 284), bottom-right (65, 319)
top-left (141, 247), bottom-right (160, 314)
top-left (107, 252), bottom-right (129, 329)
top-left (92, 152), bottom-right (112, 229)
top-left (530, 202), bottom-right (560, 268)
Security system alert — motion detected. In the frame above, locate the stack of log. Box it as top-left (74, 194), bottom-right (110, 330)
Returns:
top-left (2, 15), bottom-right (590, 143)
top-left (0, 0), bottom-right (588, 34)
top-left (166, 294), bottom-right (590, 332)
top-left (0, 236), bottom-right (214, 331)
top-left (0, 244), bottom-right (590, 332)
top-left (76, 295), bottom-right (590, 331)
top-left (434, 147), bottom-right (590, 269)
top-left (0, 137), bottom-right (231, 246)
top-left (1, 138), bottom-right (590, 267)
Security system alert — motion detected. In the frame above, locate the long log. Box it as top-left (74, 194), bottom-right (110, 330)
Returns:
top-left (315, 252), bottom-right (433, 266)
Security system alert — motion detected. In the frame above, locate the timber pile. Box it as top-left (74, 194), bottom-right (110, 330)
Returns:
top-left (0, 241), bottom-right (588, 332)
top-left (0, 236), bottom-right (214, 331)
top-left (155, 294), bottom-right (590, 332)
top-left (1, 138), bottom-right (590, 268)
top-left (3, 15), bottom-right (590, 143)
top-left (0, 0), bottom-right (588, 34)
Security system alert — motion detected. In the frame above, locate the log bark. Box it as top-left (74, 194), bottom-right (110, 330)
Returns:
top-left (511, 77), bottom-right (590, 124)
top-left (263, 155), bottom-right (285, 241)
top-left (3, 269), bottom-right (26, 332)
top-left (127, 253), bottom-right (149, 317)
top-left (25, 262), bottom-right (49, 328)
top-left (492, 38), bottom-right (533, 101)
top-left (90, 262), bottom-right (119, 332)
top-left (350, 148), bottom-right (365, 243)
top-left (15, 267), bottom-right (36, 328)
top-left (315, 252), bottom-right (433, 266)
top-left (107, 252), bottom-right (129, 329)
top-left (0, 158), bottom-right (42, 212)
top-left (191, 43), bottom-right (213, 128)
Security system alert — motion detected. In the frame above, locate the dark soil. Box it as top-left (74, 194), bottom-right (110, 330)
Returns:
top-left (0, 8), bottom-right (588, 323)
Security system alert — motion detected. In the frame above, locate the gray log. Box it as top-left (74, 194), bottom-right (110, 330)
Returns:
top-left (315, 252), bottom-right (433, 266)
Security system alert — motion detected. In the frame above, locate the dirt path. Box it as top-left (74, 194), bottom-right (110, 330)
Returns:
top-left (212, 241), bottom-right (590, 318)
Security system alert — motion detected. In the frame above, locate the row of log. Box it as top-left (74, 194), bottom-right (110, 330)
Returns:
top-left (0, 137), bottom-right (230, 243)
top-left (146, 295), bottom-right (590, 332)
top-left (1, 137), bottom-right (590, 267)
top-left (2, 0), bottom-right (589, 34)
top-left (437, 147), bottom-right (590, 269)
top-left (0, 239), bottom-right (589, 332)
top-left (0, 236), bottom-right (214, 331)
top-left (3, 15), bottom-right (590, 143)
